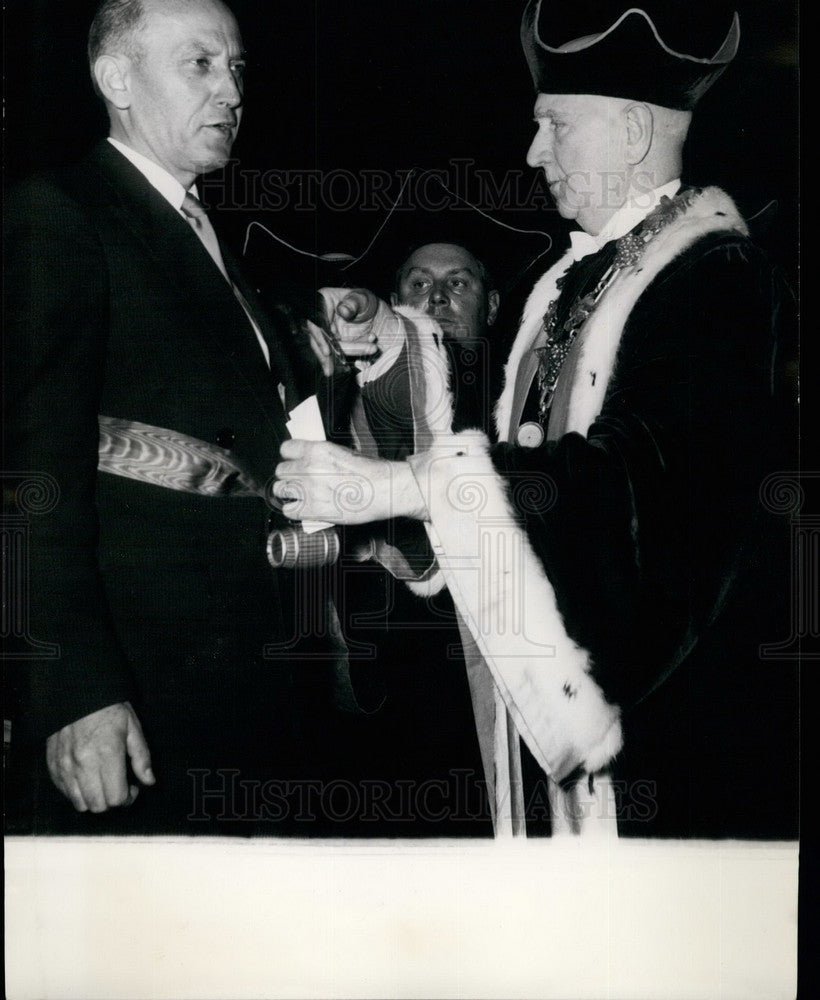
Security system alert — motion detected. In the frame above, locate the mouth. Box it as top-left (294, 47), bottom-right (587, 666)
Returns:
top-left (205, 122), bottom-right (236, 139)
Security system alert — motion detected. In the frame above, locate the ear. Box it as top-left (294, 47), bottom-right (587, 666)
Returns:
top-left (93, 55), bottom-right (132, 110)
top-left (486, 290), bottom-right (500, 327)
top-left (389, 292), bottom-right (399, 308)
top-left (624, 103), bottom-right (654, 166)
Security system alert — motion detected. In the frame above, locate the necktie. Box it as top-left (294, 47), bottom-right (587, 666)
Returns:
top-left (180, 193), bottom-right (271, 368)
top-left (181, 192), bottom-right (230, 280)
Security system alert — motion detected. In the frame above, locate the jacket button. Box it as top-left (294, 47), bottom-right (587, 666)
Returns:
top-left (216, 428), bottom-right (236, 449)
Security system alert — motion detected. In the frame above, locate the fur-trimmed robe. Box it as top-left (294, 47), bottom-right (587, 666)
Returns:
top-left (380, 187), bottom-right (797, 838)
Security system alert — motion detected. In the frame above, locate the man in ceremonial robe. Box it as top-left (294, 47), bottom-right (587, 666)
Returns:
top-left (275, 2), bottom-right (798, 838)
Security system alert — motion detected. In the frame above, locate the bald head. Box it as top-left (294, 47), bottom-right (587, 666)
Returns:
top-left (90, 0), bottom-right (245, 187)
top-left (89, 0), bottom-right (238, 78)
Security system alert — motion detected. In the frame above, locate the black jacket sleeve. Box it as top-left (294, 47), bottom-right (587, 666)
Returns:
top-left (4, 175), bottom-right (135, 739)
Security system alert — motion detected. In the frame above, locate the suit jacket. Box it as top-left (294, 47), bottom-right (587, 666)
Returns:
top-left (4, 141), bottom-right (327, 832)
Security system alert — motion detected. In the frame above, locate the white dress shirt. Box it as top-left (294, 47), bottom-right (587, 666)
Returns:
top-left (568, 178), bottom-right (681, 261)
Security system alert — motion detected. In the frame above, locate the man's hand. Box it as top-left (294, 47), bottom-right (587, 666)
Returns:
top-left (274, 439), bottom-right (427, 525)
top-left (307, 288), bottom-right (402, 376)
top-left (46, 701), bottom-right (155, 813)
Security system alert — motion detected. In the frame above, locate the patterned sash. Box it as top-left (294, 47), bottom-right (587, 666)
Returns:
top-left (97, 415), bottom-right (262, 498)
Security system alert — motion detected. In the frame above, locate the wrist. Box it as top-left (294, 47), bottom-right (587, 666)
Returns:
top-left (391, 461), bottom-right (427, 520)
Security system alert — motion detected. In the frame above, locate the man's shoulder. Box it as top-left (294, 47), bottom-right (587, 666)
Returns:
top-left (5, 143), bottom-right (129, 222)
top-left (7, 146), bottom-right (106, 222)
top-left (656, 186), bottom-right (771, 273)
top-left (630, 188), bottom-right (785, 311)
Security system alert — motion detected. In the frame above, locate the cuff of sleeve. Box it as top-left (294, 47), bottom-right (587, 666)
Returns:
top-left (407, 430), bottom-right (622, 781)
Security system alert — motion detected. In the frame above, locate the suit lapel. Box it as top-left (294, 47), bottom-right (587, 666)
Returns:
top-left (221, 240), bottom-right (301, 408)
top-left (87, 142), bottom-right (291, 438)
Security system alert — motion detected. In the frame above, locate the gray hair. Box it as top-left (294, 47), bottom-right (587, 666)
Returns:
top-left (88, 0), bottom-right (146, 91)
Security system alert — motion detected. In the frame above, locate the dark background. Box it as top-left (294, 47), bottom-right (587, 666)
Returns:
top-left (3, 0), bottom-right (811, 964)
top-left (3, 0), bottom-right (799, 295)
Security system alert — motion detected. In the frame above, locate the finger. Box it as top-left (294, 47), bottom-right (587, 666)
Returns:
top-left (274, 458), bottom-right (300, 477)
top-left (98, 739), bottom-right (132, 808)
top-left (306, 320), bottom-right (330, 357)
top-left (124, 784), bottom-right (140, 807)
top-left (305, 321), bottom-right (335, 377)
top-left (336, 290), bottom-right (367, 322)
top-left (281, 499), bottom-right (305, 521)
top-left (47, 753), bottom-right (73, 802)
top-left (64, 776), bottom-right (90, 813)
top-left (337, 290), bottom-right (378, 323)
top-left (271, 478), bottom-right (302, 501)
top-left (125, 710), bottom-right (155, 787)
top-left (46, 737), bottom-right (68, 795)
top-left (47, 738), bottom-right (91, 810)
top-left (74, 760), bottom-right (109, 813)
top-left (333, 323), bottom-right (376, 343)
top-left (333, 339), bottom-right (378, 355)
top-left (279, 439), bottom-right (309, 460)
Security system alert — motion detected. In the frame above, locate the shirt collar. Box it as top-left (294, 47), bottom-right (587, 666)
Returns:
top-left (568, 179), bottom-right (681, 261)
top-left (107, 137), bottom-right (197, 212)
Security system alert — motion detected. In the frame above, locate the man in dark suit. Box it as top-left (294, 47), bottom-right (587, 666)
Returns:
top-left (4, 0), bottom-right (335, 834)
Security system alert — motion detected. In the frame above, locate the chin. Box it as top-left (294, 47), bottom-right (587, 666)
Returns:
top-left (194, 154), bottom-right (233, 176)
top-left (553, 197), bottom-right (579, 221)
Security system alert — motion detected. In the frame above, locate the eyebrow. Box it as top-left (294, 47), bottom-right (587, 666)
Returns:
top-left (533, 108), bottom-right (567, 121)
top-left (405, 266), bottom-right (478, 278)
top-left (179, 40), bottom-right (247, 60)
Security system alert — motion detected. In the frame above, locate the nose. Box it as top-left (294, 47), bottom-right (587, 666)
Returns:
top-left (526, 128), bottom-right (552, 169)
top-left (428, 283), bottom-right (450, 307)
top-left (214, 67), bottom-right (243, 108)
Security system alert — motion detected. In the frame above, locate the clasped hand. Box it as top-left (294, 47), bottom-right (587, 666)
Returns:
top-left (307, 287), bottom-right (403, 376)
top-left (274, 440), bottom-right (426, 525)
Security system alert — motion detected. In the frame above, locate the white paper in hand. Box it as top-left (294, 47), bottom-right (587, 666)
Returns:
top-left (285, 395), bottom-right (333, 533)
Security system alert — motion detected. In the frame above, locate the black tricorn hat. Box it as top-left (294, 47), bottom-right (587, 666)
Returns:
top-left (521, 1), bottom-right (740, 110)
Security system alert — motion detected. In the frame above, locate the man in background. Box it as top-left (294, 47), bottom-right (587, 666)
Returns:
top-left (301, 240), bottom-right (502, 836)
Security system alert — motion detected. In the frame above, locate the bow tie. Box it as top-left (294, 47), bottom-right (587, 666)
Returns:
top-left (568, 230), bottom-right (602, 262)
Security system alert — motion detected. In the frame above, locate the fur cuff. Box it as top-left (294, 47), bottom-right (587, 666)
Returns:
top-left (408, 430), bottom-right (623, 781)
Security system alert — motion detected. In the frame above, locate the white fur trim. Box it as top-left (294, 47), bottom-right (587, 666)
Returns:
top-left (555, 187), bottom-right (747, 438)
top-left (408, 430), bottom-right (623, 782)
top-left (405, 571), bottom-right (447, 597)
top-left (496, 189), bottom-right (747, 446)
top-left (396, 306), bottom-right (455, 446)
